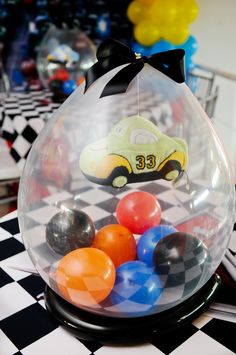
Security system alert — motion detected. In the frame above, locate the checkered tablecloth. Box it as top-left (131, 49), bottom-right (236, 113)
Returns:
top-left (1, 179), bottom-right (236, 354)
top-left (0, 91), bottom-right (60, 171)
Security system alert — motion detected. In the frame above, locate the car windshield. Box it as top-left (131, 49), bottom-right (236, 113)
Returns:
top-left (130, 129), bottom-right (158, 144)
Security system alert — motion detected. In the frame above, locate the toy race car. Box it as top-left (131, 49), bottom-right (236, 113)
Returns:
top-left (79, 115), bottom-right (188, 188)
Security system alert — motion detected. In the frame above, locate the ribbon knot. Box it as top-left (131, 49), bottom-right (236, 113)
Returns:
top-left (85, 39), bottom-right (185, 98)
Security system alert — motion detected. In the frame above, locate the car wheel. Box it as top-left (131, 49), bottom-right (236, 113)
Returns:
top-left (110, 167), bottom-right (129, 188)
top-left (112, 175), bottom-right (128, 188)
top-left (159, 160), bottom-right (182, 181)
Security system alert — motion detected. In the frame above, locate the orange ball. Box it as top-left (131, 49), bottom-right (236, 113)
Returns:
top-left (56, 248), bottom-right (115, 306)
top-left (92, 224), bottom-right (136, 268)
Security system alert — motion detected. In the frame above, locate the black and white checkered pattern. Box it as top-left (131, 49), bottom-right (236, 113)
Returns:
top-left (1, 90), bottom-right (175, 173)
top-left (20, 177), bottom-right (230, 319)
top-left (1, 91), bottom-right (60, 170)
top-left (0, 210), bottom-right (236, 355)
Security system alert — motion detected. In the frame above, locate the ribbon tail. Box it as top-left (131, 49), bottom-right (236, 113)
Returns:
top-left (148, 49), bottom-right (186, 83)
top-left (100, 61), bottom-right (144, 98)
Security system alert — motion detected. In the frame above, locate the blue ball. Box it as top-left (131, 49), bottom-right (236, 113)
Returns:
top-left (62, 79), bottom-right (77, 95)
top-left (137, 225), bottom-right (177, 266)
top-left (109, 261), bottom-right (162, 316)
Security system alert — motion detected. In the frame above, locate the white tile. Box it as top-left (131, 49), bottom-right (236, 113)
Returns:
top-left (0, 250), bottom-right (35, 281)
top-left (170, 330), bottom-right (235, 355)
top-left (79, 188), bottom-right (113, 204)
top-left (14, 115), bottom-right (27, 133)
top-left (43, 191), bottom-right (73, 205)
top-left (192, 314), bottom-right (212, 329)
top-left (0, 210), bottom-right (18, 223)
top-left (21, 327), bottom-right (90, 355)
top-left (0, 329), bottom-right (18, 355)
top-left (82, 205), bottom-right (110, 221)
top-left (28, 118), bottom-right (45, 134)
top-left (96, 343), bottom-right (165, 355)
top-left (0, 282), bottom-right (35, 321)
top-left (27, 205), bottom-right (60, 225)
top-left (12, 135), bottom-right (31, 157)
top-left (162, 206), bottom-right (189, 224)
top-left (0, 227), bottom-right (12, 241)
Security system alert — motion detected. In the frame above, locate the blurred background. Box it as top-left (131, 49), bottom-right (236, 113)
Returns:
top-left (0, 0), bottom-right (235, 217)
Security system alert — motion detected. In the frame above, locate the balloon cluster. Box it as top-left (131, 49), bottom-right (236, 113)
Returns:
top-left (127, 0), bottom-right (199, 46)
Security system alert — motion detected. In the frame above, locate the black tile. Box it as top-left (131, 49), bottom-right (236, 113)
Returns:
top-left (158, 199), bottom-right (175, 210)
top-left (151, 323), bottom-right (198, 354)
top-left (97, 197), bottom-right (120, 213)
top-left (22, 125), bottom-right (38, 144)
top-left (202, 318), bottom-right (236, 353)
top-left (0, 238), bottom-right (25, 261)
top-left (0, 217), bottom-right (19, 235)
top-left (0, 267), bottom-right (14, 287)
top-left (11, 148), bottom-right (22, 163)
top-left (0, 303), bottom-right (59, 350)
top-left (18, 275), bottom-right (46, 300)
top-left (78, 338), bottom-right (103, 353)
top-left (141, 182), bottom-right (169, 195)
top-left (94, 215), bottom-right (118, 231)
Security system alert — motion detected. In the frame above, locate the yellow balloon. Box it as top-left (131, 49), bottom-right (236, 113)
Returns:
top-left (137, 0), bottom-right (156, 5)
top-left (127, 1), bottom-right (146, 24)
top-left (134, 20), bottom-right (161, 46)
top-left (179, 0), bottom-right (199, 23)
top-left (163, 25), bottom-right (190, 45)
top-left (148, 0), bottom-right (178, 25)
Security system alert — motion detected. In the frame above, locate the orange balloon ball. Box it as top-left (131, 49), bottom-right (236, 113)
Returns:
top-left (56, 248), bottom-right (115, 306)
top-left (92, 224), bottom-right (137, 268)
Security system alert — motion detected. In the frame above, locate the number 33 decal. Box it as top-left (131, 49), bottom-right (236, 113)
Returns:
top-left (136, 155), bottom-right (156, 170)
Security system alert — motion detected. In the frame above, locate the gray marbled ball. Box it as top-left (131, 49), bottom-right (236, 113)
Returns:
top-left (46, 209), bottom-right (95, 255)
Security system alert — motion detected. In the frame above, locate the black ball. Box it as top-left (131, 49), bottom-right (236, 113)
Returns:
top-left (46, 209), bottom-right (95, 255)
top-left (153, 232), bottom-right (210, 266)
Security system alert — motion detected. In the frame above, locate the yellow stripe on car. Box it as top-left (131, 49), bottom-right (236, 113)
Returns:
top-left (95, 154), bottom-right (132, 179)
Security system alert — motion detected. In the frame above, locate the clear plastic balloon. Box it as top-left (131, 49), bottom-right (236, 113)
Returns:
top-left (19, 61), bottom-right (235, 318)
top-left (36, 25), bottom-right (96, 89)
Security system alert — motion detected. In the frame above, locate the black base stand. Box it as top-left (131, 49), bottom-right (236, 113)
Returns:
top-left (45, 273), bottom-right (221, 344)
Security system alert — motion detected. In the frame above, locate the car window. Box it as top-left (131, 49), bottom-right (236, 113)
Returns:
top-left (113, 124), bottom-right (127, 137)
top-left (130, 129), bottom-right (158, 144)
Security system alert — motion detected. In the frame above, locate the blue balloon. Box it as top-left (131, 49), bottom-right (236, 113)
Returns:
top-left (96, 13), bottom-right (111, 38)
top-left (137, 225), bottom-right (177, 266)
top-left (132, 41), bottom-right (150, 56)
top-left (176, 35), bottom-right (198, 58)
top-left (148, 39), bottom-right (174, 55)
top-left (109, 261), bottom-right (162, 316)
top-left (62, 79), bottom-right (77, 95)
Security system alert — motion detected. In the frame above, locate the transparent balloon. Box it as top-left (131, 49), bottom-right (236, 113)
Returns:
top-left (18, 63), bottom-right (235, 318)
top-left (36, 25), bottom-right (96, 90)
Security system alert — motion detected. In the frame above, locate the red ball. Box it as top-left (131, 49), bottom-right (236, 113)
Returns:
top-left (116, 191), bottom-right (161, 234)
top-left (53, 69), bottom-right (70, 82)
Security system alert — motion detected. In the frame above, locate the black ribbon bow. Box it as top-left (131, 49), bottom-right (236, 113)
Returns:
top-left (84, 39), bottom-right (185, 98)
